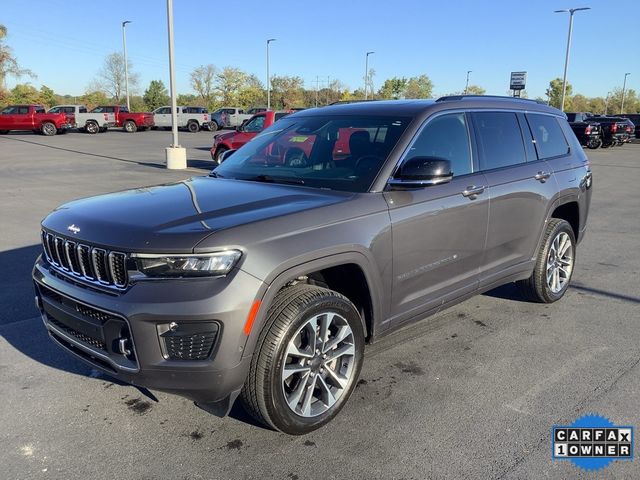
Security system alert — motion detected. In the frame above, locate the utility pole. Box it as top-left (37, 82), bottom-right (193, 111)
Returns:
top-left (364, 51), bottom-right (374, 100)
top-left (554, 7), bottom-right (590, 112)
top-left (266, 38), bottom-right (276, 109)
top-left (621, 73), bottom-right (631, 114)
top-left (164, 0), bottom-right (186, 169)
top-left (464, 70), bottom-right (472, 94)
top-left (121, 20), bottom-right (132, 110)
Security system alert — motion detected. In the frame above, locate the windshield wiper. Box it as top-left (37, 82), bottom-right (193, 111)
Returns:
top-left (245, 174), bottom-right (305, 186)
top-left (209, 171), bottom-right (225, 178)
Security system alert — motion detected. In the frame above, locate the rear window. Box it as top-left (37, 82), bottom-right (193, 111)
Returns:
top-left (565, 113), bottom-right (576, 122)
top-left (526, 114), bottom-right (570, 159)
top-left (472, 112), bottom-right (526, 170)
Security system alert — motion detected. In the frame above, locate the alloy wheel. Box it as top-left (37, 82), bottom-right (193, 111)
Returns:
top-left (546, 231), bottom-right (573, 294)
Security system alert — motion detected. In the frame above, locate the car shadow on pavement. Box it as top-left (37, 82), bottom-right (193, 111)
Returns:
top-left (482, 282), bottom-right (529, 303)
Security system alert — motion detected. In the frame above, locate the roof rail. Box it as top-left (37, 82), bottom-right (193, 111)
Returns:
top-left (436, 95), bottom-right (547, 105)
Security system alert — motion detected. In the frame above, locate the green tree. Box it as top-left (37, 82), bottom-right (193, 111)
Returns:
top-left (39, 85), bottom-right (56, 108)
top-left (404, 75), bottom-right (434, 99)
top-left (378, 77), bottom-right (408, 100)
top-left (8, 83), bottom-right (40, 104)
top-left (237, 74), bottom-right (265, 109)
top-left (608, 87), bottom-right (639, 114)
top-left (587, 97), bottom-right (606, 115)
top-left (570, 94), bottom-right (589, 112)
top-left (176, 93), bottom-right (198, 106)
top-left (464, 85), bottom-right (485, 95)
top-left (270, 75), bottom-right (304, 109)
top-left (546, 78), bottom-right (572, 110)
top-left (0, 24), bottom-right (35, 89)
top-left (80, 90), bottom-right (109, 110)
top-left (215, 67), bottom-right (247, 105)
top-left (143, 80), bottom-right (169, 110)
top-left (190, 64), bottom-right (217, 107)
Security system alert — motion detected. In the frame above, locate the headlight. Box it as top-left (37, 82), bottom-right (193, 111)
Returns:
top-left (134, 250), bottom-right (241, 278)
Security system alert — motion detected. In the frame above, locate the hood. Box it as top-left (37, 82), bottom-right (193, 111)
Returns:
top-left (216, 131), bottom-right (237, 142)
top-left (42, 177), bottom-right (351, 252)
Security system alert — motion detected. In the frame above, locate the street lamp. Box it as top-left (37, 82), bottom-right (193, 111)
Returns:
top-left (464, 70), bottom-right (472, 94)
top-left (554, 7), bottom-right (590, 112)
top-left (164, 0), bottom-right (186, 169)
top-left (121, 20), bottom-right (132, 111)
top-left (266, 38), bottom-right (276, 109)
top-left (364, 51), bottom-right (375, 100)
top-left (621, 72), bottom-right (631, 114)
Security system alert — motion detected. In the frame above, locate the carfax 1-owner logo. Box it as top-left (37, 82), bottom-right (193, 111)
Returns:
top-left (552, 414), bottom-right (634, 471)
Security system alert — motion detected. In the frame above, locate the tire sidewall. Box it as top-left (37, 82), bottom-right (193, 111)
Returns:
top-left (263, 294), bottom-right (365, 434)
top-left (188, 121), bottom-right (199, 132)
top-left (539, 220), bottom-right (576, 302)
top-left (41, 122), bottom-right (56, 136)
top-left (86, 121), bottom-right (99, 134)
top-left (124, 121), bottom-right (136, 133)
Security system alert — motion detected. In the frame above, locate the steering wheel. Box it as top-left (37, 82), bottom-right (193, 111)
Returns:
top-left (354, 155), bottom-right (384, 176)
top-left (284, 148), bottom-right (309, 168)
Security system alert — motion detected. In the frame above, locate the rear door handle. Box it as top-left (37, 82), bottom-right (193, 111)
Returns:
top-left (461, 185), bottom-right (486, 199)
top-left (534, 171), bottom-right (551, 183)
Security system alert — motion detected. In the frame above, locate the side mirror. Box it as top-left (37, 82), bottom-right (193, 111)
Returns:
top-left (388, 156), bottom-right (453, 188)
top-left (219, 149), bottom-right (237, 163)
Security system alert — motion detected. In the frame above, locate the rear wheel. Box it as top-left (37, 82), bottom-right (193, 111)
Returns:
top-left (187, 121), bottom-right (200, 133)
top-left (41, 122), bottom-right (57, 136)
top-left (123, 120), bottom-right (137, 133)
top-left (586, 137), bottom-right (602, 149)
top-left (215, 146), bottom-right (229, 164)
top-left (241, 285), bottom-right (365, 435)
top-left (517, 218), bottom-right (576, 303)
top-left (85, 121), bottom-right (99, 134)
top-left (210, 120), bottom-right (219, 132)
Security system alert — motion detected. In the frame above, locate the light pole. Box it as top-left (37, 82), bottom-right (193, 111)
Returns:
top-left (164, 0), bottom-right (186, 169)
top-left (621, 72), bottom-right (631, 114)
top-left (266, 38), bottom-right (276, 109)
top-left (121, 20), bottom-right (132, 110)
top-left (364, 51), bottom-right (374, 100)
top-left (464, 70), bottom-right (472, 94)
top-left (554, 7), bottom-right (590, 112)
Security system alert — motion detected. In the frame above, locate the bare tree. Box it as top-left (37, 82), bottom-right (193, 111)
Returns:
top-left (95, 52), bottom-right (138, 102)
top-left (190, 64), bottom-right (217, 106)
top-left (0, 24), bottom-right (35, 89)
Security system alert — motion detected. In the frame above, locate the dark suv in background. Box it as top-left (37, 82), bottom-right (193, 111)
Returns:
top-left (33, 96), bottom-right (592, 434)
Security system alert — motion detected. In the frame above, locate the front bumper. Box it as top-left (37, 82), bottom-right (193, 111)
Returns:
top-left (32, 255), bottom-right (263, 414)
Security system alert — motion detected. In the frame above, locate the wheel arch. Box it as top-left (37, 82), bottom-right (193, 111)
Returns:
top-left (242, 251), bottom-right (382, 359)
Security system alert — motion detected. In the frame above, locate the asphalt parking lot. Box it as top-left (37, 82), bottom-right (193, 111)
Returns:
top-left (1, 130), bottom-right (639, 480)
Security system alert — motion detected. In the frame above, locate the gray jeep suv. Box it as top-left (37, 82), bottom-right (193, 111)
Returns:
top-left (33, 96), bottom-right (592, 434)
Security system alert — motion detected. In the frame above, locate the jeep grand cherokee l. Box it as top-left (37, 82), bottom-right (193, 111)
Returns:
top-left (33, 96), bottom-right (592, 435)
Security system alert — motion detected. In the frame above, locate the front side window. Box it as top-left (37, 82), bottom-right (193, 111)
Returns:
top-left (35, 107), bottom-right (46, 114)
top-left (526, 113), bottom-right (570, 159)
top-left (405, 113), bottom-right (472, 177)
top-left (472, 112), bottom-right (526, 170)
top-left (18, 106), bottom-right (30, 114)
top-left (1, 106), bottom-right (18, 114)
top-left (214, 115), bottom-right (411, 193)
top-left (243, 115), bottom-right (266, 133)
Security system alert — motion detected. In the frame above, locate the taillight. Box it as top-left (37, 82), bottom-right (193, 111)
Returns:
top-left (585, 125), bottom-right (592, 134)
top-left (611, 123), bottom-right (618, 133)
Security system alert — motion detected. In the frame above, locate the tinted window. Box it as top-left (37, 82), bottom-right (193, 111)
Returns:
top-left (243, 115), bottom-right (266, 132)
top-left (565, 113), bottom-right (576, 122)
top-left (18, 106), bottom-right (30, 114)
top-left (274, 112), bottom-right (289, 121)
top-left (406, 113), bottom-right (472, 176)
top-left (35, 107), bottom-right (46, 114)
top-left (472, 112), bottom-right (526, 170)
top-left (526, 114), bottom-right (569, 159)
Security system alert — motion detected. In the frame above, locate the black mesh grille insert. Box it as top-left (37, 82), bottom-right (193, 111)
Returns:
top-left (158, 322), bottom-right (219, 361)
top-left (48, 317), bottom-right (107, 351)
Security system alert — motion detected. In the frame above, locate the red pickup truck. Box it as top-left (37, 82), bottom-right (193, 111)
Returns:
top-left (92, 105), bottom-right (154, 133)
top-left (210, 110), bottom-right (291, 162)
top-left (0, 104), bottom-right (75, 136)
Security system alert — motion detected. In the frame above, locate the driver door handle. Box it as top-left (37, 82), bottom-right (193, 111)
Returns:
top-left (461, 185), bottom-right (486, 199)
top-left (534, 171), bottom-right (551, 183)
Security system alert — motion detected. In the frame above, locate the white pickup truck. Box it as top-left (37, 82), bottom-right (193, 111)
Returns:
top-left (209, 107), bottom-right (254, 131)
top-left (152, 106), bottom-right (212, 132)
top-left (48, 105), bottom-right (116, 134)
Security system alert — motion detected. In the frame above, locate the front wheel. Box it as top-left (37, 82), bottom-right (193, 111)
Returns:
top-left (214, 146), bottom-right (229, 164)
top-left (586, 137), bottom-right (602, 149)
top-left (210, 121), bottom-right (219, 132)
top-left (187, 121), bottom-right (200, 133)
top-left (123, 120), bottom-right (137, 133)
top-left (41, 122), bottom-right (57, 136)
top-left (241, 285), bottom-right (365, 435)
top-left (517, 218), bottom-right (576, 303)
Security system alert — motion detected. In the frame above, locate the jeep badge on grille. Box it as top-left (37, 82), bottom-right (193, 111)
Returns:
top-left (67, 224), bottom-right (80, 234)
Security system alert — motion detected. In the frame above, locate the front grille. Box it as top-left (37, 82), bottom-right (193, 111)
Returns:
top-left (41, 230), bottom-right (128, 289)
top-left (48, 317), bottom-right (107, 351)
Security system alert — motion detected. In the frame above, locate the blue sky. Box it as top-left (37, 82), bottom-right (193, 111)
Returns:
top-left (2, 0), bottom-right (637, 99)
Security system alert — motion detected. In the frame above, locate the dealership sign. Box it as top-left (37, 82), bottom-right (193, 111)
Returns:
top-left (510, 71), bottom-right (527, 91)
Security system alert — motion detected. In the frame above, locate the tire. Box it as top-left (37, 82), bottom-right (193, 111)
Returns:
top-left (99, 127), bottom-right (108, 133)
top-left (41, 122), bottom-right (57, 136)
top-left (187, 121), bottom-right (200, 133)
top-left (215, 146), bottom-right (229, 164)
top-left (586, 137), bottom-right (602, 149)
top-left (85, 121), bottom-right (99, 134)
top-left (0, 130), bottom-right (8, 134)
top-left (241, 284), bottom-right (365, 435)
top-left (123, 120), bottom-right (137, 133)
top-left (210, 121), bottom-right (219, 132)
top-left (517, 218), bottom-right (576, 303)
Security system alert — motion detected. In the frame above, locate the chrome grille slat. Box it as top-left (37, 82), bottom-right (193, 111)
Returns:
top-left (41, 230), bottom-right (128, 289)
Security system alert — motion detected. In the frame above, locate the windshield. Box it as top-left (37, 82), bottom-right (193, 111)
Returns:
top-left (213, 115), bottom-right (411, 193)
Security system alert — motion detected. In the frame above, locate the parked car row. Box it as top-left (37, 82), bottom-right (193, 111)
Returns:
top-left (0, 103), bottom-right (273, 136)
top-left (566, 112), bottom-right (636, 149)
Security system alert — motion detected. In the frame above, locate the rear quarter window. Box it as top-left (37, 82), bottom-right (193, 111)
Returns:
top-left (526, 114), bottom-right (570, 159)
top-left (472, 112), bottom-right (526, 170)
